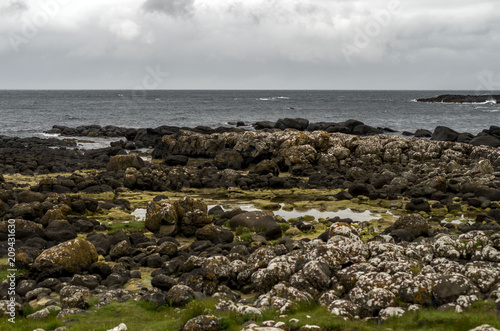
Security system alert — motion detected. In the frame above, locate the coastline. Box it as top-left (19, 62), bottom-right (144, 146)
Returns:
top-left (2, 118), bottom-right (500, 330)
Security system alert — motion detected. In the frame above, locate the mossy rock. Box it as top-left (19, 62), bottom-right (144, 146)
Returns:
top-left (32, 238), bottom-right (98, 279)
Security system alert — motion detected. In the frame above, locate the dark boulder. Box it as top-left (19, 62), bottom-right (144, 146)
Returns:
top-left (253, 121), bottom-right (276, 130)
top-left (352, 124), bottom-right (383, 136)
top-left (405, 198), bottom-right (431, 213)
top-left (431, 126), bottom-right (459, 142)
top-left (151, 274), bottom-right (177, 291)
top-left (195, 224), bottom-right (234, 245)
top-left (163, 155), bottom-right (189, 166)
top-left (469, 135), bottom-right (500, 148)
top-left (213, 149), bottom-right (243, 170)
top-left (253, 160), bottom-right (279, 176)
top-left (414, 129), bottom-right (432, 138)
top-left (275, 118), bottom-right (309, 131)
top-left (229, 211), bottom-right (282, 240)
top-left (45, 219), bottom-right (77, 242)
top-left (392, 214), bottom-right (428, 238)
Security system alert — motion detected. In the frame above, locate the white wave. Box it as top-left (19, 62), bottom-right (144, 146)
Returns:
top-left (40, 132), bottom-right (60, 138)
top-left (410, 99), bottom-right (418, 102)
top-left (258, 96), bottom-right (290, 101)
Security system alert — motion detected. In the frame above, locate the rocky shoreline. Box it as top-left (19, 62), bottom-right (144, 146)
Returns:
top-left (2, 119), bottom-right (500, 330)
top-left (417, 94), bottom-right (500, 104)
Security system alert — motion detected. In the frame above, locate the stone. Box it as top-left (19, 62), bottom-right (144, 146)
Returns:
top-left (107, 323), bottom-right (128, 331)
top-left (214, 149), bottom-right (244, 170)
top-left (229, 211), bottom-right (282, 240)
top-left (32, 238), bottom-right (98, 278)
top-left (183, 315), bottom-right (221, 331)
top-left (392, 214), bottom-right (429, 238)
top-left (165, 285), bottom-right (196, 307)
top-left (164, 155), bottom-right (189, 166)
top-left (431, 126), bottom-right (460, 141)
top-left (145, 200), bottom-right (178, 235)
top-left (195, 224), bottom-right (234, 245)
top-left (107, 155), bottom-right (145, 171)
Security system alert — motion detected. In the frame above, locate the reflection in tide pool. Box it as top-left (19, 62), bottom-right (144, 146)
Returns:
top-left (132, 203), bottom-right (386, 223)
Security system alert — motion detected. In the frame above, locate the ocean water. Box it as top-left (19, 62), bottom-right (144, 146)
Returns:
top-left (0, 90), bottom-right (499, 138)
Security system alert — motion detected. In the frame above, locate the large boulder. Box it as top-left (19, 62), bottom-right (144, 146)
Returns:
top-left (276, 118), bottom-right (309, 131)
top-left (431, 126), bottom-right (459, 142)
top-left (392, 214), bottom-right (429, 238)
top-left (470, 135), bottom-right (500, 148)
top-left (145, 200), bottom-right (178, 236)
top-left (229, 211), bottom-right (282, 240)
top-left (107, 155), bottom-right (145, 172)
top-left (32, 238), bottom-right (98, 278)
top-left (195, 224), bottom-right (234, 245)
top-left (213, 149), bottom-right (243, 170)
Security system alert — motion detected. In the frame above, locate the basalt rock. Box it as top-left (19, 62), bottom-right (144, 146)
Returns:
top-left (32, 238), bottom-right (98, 279)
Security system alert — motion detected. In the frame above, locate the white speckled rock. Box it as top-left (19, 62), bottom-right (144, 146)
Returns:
top-left (468, 325), bottom-right (500, 331)
top-left (328, 299), bottom-right (360, 320)
top-left (107, 323), bottom-right (128, 331)
top-left (379, 307), bottom-right (406, 321)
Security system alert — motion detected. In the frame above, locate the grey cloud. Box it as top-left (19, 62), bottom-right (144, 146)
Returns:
top-left (142, 0), bottom-right (195, 18)
top-left (1, 0), bottom-right (28, 15)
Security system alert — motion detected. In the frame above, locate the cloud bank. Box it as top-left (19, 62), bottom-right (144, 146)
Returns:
top-left (0, 0), bottom-right (499, 89)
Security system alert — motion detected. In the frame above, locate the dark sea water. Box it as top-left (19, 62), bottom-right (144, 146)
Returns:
top-left (0, 90), bottom-right (499, 138)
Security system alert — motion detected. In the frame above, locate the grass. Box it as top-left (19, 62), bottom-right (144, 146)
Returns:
top-left (0, 257), bottom-right (28, 280)
top-left (2, 293), bottom-right (500, 331)
top-left (106, 221), bottom-right (146, 235)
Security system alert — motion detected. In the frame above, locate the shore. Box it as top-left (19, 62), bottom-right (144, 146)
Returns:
top-left (2, 118), bottom-right (500, 330)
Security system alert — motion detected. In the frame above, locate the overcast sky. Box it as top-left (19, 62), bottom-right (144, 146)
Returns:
top-left (0, 0), bottom-right (499, 90)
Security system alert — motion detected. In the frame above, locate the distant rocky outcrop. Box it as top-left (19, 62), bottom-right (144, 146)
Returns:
top-left (417, 94), bottom-right (500, 103)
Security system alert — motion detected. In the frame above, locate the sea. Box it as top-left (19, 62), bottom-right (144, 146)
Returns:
top-left (0, 90), bottom-right (499, 139)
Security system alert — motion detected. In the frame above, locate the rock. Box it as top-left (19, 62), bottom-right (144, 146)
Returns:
top-left (32, 238), bottom-right (98, 278)
top-left (107, 155), bottom-right (145, 171)
top-left (109, 240), bottom-right (132, 260)
top-left (432, 274), bottom-right (478, 305)
top-left (45, 219), bottom-right (77, 242)
top-left (86, 233), bottom-right (112, 255)
top-left (254, 160), bottom-right (279, 176)
top-left (214, 149), bottom-right (244, 170)
top-left (181, 268), bottom-right (218, 296)
top-left (276, 118), bottom-right (309, 131)
top-left (195, 224), bottom-right (234, 245)
top-left (157, 241), bottom-right (178, 257)
top-left (254, 121), bottom-right (276, 130)
top-left (165, 285), bottom-right (196, 307)
top-left (141, 292), bottom-right (166, 308)
top-left (26, 306), bottom-right (61, 320)
top-left (431, 126), bottom-right (460, 141)
top-left (151, 274), bottom-right (177, 291)
top-left (392, 214), bottom-right (428, 238)
top-left (405, 198), bottom-right (431, 213)
top-left (469, 326), bottom-right (500, 331)
top-left (107, 323), bottom-right (128, 331)
top-left (70, 274), bottom-right (100, 290)
top-left (145, 200), bottom-right (178, 235)
top-left (164, 155), bottom-right (189, 166)
top-left (379, 307), bottom-right (405, 321)
top-left (183, 315), bottom-right (221, 331)
top-left (414, 129), bottom-right (432, 138)
top-left (470, 135), bottom-right (500, 148)
top-left (0, 300), bottom-right (22, 317)
top-left (229, 211), bottom-right (282, 240)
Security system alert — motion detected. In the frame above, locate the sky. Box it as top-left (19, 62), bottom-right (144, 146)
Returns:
top-left (0, 0), bottom-right (499, 90)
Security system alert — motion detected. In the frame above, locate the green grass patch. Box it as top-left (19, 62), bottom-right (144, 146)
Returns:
top-left (106, 221), bottom-right (146, 235)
